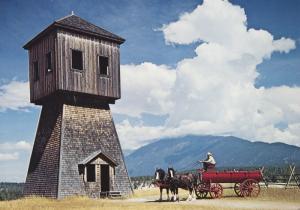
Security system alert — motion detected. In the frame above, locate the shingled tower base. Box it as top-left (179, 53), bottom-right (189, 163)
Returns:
top-left (24, 102), bottom-right (132, 198)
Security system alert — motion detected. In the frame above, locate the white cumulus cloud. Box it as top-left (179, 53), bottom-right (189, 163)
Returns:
top-left (0, 80), bottom-right (33, 112)
top-left (116, 120), bottom-right (165, 149)
top-left (113, 0), bottom-right (299, 150)
top-left (0, 152), bottom-right (19, 161)
top-left (112, 62), bottom-right (176, 117)
top-left (0, 141), bottom-right (32, 151)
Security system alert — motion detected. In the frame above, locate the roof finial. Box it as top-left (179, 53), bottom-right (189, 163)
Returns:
top-left (71, 11), bottom-right (74, 15)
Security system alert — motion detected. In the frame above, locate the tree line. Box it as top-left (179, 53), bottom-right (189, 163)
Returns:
top-left (0, 183), bottom-right (23, 201)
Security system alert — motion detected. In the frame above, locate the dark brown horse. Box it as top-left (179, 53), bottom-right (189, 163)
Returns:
top-left (153, 168), bottom-right (171, 201)
top-left (168, 167), bottom-right (197, 201)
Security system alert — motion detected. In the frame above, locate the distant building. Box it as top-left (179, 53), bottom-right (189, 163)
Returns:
top-left (23, 14), bottom-right (132, 198)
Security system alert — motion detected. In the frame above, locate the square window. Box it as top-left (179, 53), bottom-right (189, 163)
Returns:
top-left (99, 56), bottom-right (108, 75)
top-left (72, 50), bottom-right (83, 70)
top-left (46, 52), bottom-right (52, 72)
top-left (33, 61), bottom-right (39, 81)
top-left (86, 165), bottom-right (96, 182)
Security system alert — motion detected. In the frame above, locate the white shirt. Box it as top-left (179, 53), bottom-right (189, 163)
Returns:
top-left (204, 156), bottom-right (216, 164)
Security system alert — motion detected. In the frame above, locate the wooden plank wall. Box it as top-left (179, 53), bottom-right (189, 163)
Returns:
top-left (56, 30), bottom-right (121, 99)
top-left (29, 33), bottom-right (56, 103)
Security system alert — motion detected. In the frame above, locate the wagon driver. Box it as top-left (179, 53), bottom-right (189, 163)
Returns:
top-left (199, 152), bottom-right (216, 171)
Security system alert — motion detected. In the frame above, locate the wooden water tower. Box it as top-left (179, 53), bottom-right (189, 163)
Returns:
top-left (23, 14), bottom-right (132, 198)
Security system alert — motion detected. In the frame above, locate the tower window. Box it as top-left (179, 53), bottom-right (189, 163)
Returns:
top-left (46, 52), bottom-right (52, 73)
top-left (99, 56), bottom-right (108, 75)
top-left (72, 50), bottom-right (83, 70)
top-left (86, 165), bottom-right (96, 182)
top-left (33, 61), bottom-right (39, 81)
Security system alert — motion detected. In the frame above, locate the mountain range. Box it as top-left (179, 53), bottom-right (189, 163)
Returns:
top-left (125, 135), bottom-right (300, 177)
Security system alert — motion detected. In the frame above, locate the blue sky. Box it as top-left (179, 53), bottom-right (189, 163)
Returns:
top-left (0, 0), bottom-right (299, 182)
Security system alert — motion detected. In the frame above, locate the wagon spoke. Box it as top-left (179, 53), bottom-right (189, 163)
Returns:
top-left (209, 183), bottom-right (223, 199)
top-left (249, 181), bottom-right (260, 197)
top-left (234, 183), bottom-right (243, 197)
top-left (240, 179), bottom-right (260, 197)
top-left (195, 183), bottom-right (209, 199)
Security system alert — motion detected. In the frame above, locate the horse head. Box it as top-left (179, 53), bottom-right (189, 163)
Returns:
top-left (155, 168), bottom-right (165, 181)
top-left (168, 167), bottom-right (175, 178)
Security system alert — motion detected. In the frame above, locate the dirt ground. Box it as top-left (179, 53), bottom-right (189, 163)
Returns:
top-left (124, 187), bottom-right (300, 210)
top-left (125, 196), bottom-right (300, 210)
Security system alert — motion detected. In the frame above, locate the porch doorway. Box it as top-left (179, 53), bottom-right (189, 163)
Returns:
top-left (101, 164), bottom-right (110, 192)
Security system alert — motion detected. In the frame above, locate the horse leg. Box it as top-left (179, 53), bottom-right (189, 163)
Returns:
top-left (173, 189), bottom-right (176, 202)
top-left (187, 188), bottom-right (192, 201)
top-left (167, 188), bottom-right (170, 201)
top-left (159, 187), bottom-right (162, 201)
top-left (192, 188), bottom-right (196, 200)
top-left (169, 188), bottom-right (173, 201)
top-left (171, 186), bottom-right (177, 202)
top-left (189, 188), bottom-right (193, 201)
top-left (188, 187), bottom-right (196, 201)
top-left (186, 193), bottom-right (191, 201)
top-left (176, 188), bottom-right (179, 202)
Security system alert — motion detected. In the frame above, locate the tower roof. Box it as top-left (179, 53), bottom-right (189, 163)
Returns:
top-left (24, 14), bottom-right (125, 49)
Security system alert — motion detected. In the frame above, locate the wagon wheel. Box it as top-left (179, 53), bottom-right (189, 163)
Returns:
top-left (240, 179), bottom-right (260, 197)
top-left (234, 183), bottom-right (243, 197)
top-left (209, 183), bottom-right (223, 199)
top-left (195, 183), bottom-right (209, 199)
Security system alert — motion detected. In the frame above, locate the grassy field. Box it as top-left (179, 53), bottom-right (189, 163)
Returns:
top-left (0, 187), bottom-right (299, 210)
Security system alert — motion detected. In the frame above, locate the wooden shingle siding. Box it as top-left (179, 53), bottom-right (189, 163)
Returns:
top-left (58, 103), bottom-right (132, 198)
top-left (23, 103), bottom-right (62, 198)
top-left (24, 103), bottom-right (132, 198)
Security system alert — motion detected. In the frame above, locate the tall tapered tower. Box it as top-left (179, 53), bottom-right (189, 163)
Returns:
top-left (23, 14), bottom-right (132, 198)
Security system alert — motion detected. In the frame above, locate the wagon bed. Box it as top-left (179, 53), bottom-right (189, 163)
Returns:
top-left (201, 170), bottom-right (262, 183)
top-left (195, 169), bottom-right (263, 199)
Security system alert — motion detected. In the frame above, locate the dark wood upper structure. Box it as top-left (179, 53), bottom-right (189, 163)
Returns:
top-left (24, 14), bottom-right (125, 105)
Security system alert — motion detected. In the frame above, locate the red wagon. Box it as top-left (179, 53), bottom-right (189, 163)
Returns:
top-left (194, 169), bottom-right (263, 199)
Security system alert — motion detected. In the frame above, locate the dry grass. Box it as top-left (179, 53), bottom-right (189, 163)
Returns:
top-left (256, 187), bottom-right (300, 203)
top-left (0, 196), bottom-right (234, 210)
top-left (0, 187), bottom-right (299, 210)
